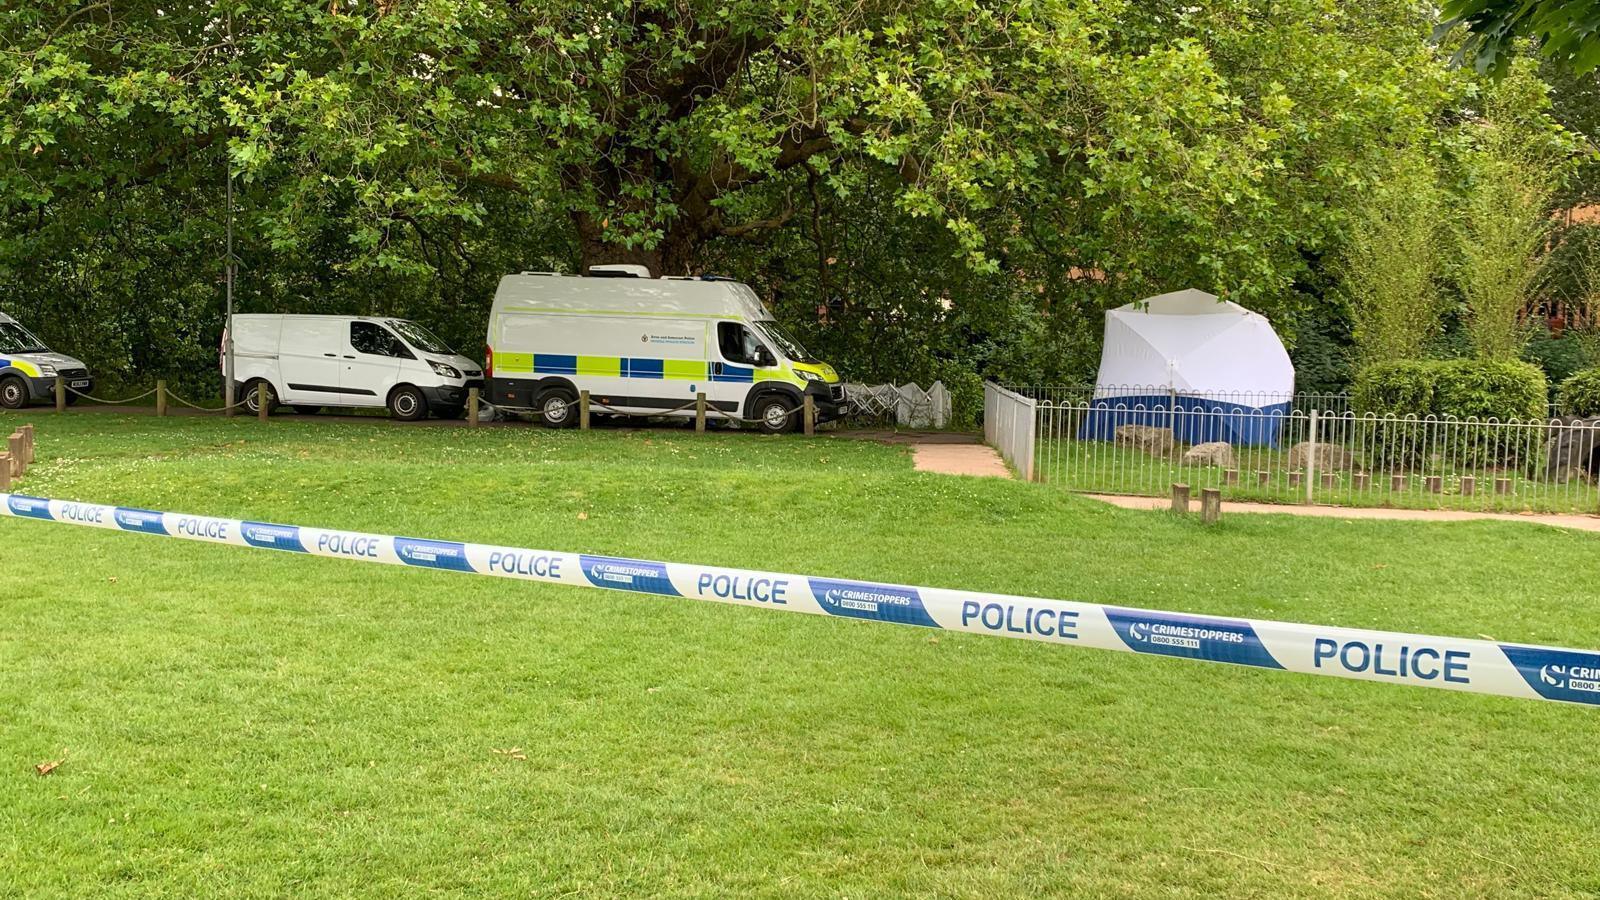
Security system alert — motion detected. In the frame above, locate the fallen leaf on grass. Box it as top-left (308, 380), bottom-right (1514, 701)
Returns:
top-left (577, 511), bottom-right (589, 521)
top-left (492, 747), bottom-right (528, 761)
top-left (35, 752), bottom-right (66, 776)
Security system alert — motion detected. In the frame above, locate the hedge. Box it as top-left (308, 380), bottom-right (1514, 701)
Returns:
top-left (1558, 368), bottom-right (1600, 418)
top-left (1351, 360), bottom-right (1548, 469)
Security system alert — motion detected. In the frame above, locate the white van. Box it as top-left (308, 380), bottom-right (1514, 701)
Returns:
top-left (226, 315), bottom-right (482, 420)
top-left (0, 311), bottom-right (92, 409)
top-left (485, 268), bottom-right (848, 432)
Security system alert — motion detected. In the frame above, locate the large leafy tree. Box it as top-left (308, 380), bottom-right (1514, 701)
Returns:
top-left (0, 0), bottom-right (1493, 392)
top-left (1440, 0), bottom-right (1600, 75)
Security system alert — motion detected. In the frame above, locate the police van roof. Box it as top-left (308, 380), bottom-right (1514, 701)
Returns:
top-left (492, 272), bottom-right (770, 321)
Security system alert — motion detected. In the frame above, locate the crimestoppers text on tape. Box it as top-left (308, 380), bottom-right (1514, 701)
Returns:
top-left (4, 493), bottom-right (1599, 707)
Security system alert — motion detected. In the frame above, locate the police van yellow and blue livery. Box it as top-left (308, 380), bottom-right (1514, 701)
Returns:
top-left (0, 311), bottom-right (92, 409)
top-left (485, 267), bottom-right (848, 433)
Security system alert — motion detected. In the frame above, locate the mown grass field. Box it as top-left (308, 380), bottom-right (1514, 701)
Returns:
top-left (3, 412), bottom-right (1600, 897)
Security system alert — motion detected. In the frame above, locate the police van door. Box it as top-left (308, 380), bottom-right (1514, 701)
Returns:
top-left (711, 321), bottom-right (768, 420)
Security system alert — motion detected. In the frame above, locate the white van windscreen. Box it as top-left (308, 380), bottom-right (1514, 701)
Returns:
top-left (753, 320), bottom-right (815, 363)
top-left (0, 322), bottom-right (48, 354)
top-left (390, 320), bottom-right (453, 355)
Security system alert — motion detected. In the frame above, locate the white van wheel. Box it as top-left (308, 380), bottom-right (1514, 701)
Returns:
top-left (538, 388), bottom-right (578, 428)
top-left (388, 386), bottom-right (428, 421)
top-left (755, 396), bottom-right (795, 434)
top-left (0, 376), bottom-right (26, 409)
top-left (242, 380), bottom-right (278, 415)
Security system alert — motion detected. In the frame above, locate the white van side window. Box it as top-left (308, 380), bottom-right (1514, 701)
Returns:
top-left (716, 322), bottom-right (764, 366)
top-left (351, 321), bottom-right (412, 359)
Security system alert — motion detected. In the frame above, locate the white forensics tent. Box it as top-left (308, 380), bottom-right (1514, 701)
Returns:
top-left (1085, 289), bottom-right (1295, 446)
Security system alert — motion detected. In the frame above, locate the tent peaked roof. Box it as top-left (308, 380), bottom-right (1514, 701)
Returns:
top-left (1117, 288), bottom-right (1237, 316)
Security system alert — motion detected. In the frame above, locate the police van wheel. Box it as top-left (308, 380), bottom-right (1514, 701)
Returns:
top-left (241, 380), bottom-right (279, 415)
top-left (0, 376), bottom-right (27, 409)
top-left (538, 388), bottom-right (578, 428)
top-left (754, 396), bottom-right (796, 435)
top-left (388, 386), bottom-right (429, 421)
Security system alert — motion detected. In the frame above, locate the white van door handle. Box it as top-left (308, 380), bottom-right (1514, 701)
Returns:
top-left (323, 353), bottom-right (337, 358)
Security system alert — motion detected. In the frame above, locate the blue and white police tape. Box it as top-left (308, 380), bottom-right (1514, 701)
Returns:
top-left (5, 491), bottom-right (1600, 707)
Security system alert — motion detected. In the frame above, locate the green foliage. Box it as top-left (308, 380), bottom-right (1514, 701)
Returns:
top-left (1558, 367), bottom-right (1600, 415)
top-left (1440, 0), bottom-right (1600, 75)
top-left (1454, 60), bottom-right (1570, 361)
top-left (1353, 358), bottom-right (1548, 467)
top-left (1522, 320), bottom-right (1594, 385)
top-left (0, 0), bottom-right (1493, 395)
top-left (1340, 149), bottom-right (1445, 364)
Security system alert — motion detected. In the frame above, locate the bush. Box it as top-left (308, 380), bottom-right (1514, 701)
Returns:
top-left (1558, 368), bottom-right (1600, 417)
top-left (1352, 359), bottom-right (1547, 469)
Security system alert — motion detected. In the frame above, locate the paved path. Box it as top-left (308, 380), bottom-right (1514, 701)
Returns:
top-left (1087, 493), bottom-right (1600, 533)
top-left (840, 430), bottom-right (1012, 478)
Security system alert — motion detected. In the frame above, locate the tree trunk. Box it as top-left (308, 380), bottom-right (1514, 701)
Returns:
top-left (573, 213), bottom-right (700, 278)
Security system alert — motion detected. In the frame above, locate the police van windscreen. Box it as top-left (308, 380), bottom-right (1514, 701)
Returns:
top-left (390, 320), bottom-right (453, 355)
top-left (0, 322), bottom-right (48, 354)
top-left (754, 320), bottom-right (815, 363)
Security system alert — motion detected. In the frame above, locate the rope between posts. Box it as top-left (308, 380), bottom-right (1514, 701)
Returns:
top-left (165, 391), bottom-right (252, 412)
top-left (63, 385), bottom-right (159, 405)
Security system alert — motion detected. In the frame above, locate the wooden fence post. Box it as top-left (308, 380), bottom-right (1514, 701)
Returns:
top-left (54, 376), bottom-right (65, 412)
top-left (803, 394), bottom-right (815, 436)
top-left (156, 380), bottom-right (168, 417)
top-left (580, 390), bottom-right (591, 430)
top-left (0, 452), bottom-right (9, 491)
top-left (257, 382), bottom-right (269, 422)
top-left (1200, 488), bottom-right (1222, 525)
top-left (22, 424), bottom-right (34, 463)
top-left (8, 432), bottom-right (24, 478)
top-left (695, 392), bottom-right (706, 433)
top-left (467, 387), bottom-right (480, 428)
top-left (1170, 483), bottom-right (1190, 514)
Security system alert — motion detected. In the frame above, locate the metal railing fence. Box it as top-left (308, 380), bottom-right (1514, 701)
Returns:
top-left (1031, 400), bottom-right (1600, 514)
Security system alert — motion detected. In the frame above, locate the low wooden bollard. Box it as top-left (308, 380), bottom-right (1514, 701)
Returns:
top-left (0, 451), bottom-right (9, 490)
top-left (22, 423), bottom-right (34, 464)
top-left (1391, 474), bottom-right (1406, 492)
top-left (257, 382), bottom-right (269, 422)
top-left (1170, 482), bottom-right (1190, 514)
top-left (1224, 468), bottom-right (1239, 485)
top-left (54, 376), bottom-right (65, 412)
top-left (1200, 488), bottom-right (1222, 525)
top-left (1352, 472), bottom-right (1370, 491)
top-left (695, 392), bottom-right (706, 433)
top-left (579, 390), bottom-right (591, 430)
top-left (1460, 476), bottom-right (1476, 497)
top-left (1256, 470), bottom-right (1270, 486)
top-left (1320, 472), bottom-right (1336, 490)
top-left (1495, 477), bottom-right (1511, 495)
top-left (803, 395), bottom-right (816, 436)
top-left (8, 432), bottom-right (24, 477)
top-left (156, 380), bottom-right (168, 417)
top-left (1287, 471), bottom-right (1303, 488)
top-left (467, 387), bottom-right (480, 428)
top-left (1426, 475), bottom-right (1442, 494)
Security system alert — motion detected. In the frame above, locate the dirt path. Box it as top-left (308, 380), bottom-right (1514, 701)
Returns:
top-left (840, 430), bottom-right (1012, 478)
top-left (1087, 493), bottom-right (1600, 533)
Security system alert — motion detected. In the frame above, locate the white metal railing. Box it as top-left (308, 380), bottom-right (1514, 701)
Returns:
top-left (1033, 400), bottom-right (1600, 513)
top-left (984, 382), bottom-right (1037, 480)
top-left (1010, 383), bottom-right (1568, 421)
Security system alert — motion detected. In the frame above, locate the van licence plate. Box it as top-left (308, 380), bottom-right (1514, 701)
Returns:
top-left (70, 380), bottom-right (89, 388)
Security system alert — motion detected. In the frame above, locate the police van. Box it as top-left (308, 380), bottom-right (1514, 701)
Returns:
top-left (227, 314), bottom-right (483, 420)
top-left (0, 311), bottom-right (92, 409)
top-left (485, 267), bottom-right (848, 433)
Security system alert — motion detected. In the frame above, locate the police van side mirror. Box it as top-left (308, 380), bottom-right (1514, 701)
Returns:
top-left (753, 346), bottom-right (776, 367)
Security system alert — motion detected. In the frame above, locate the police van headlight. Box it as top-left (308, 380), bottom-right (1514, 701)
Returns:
top-left (37, 364), bottom-right (56, 376)
top-left (429, 361), bottom-right (461, 378)
top-left (795, 369), bottom-right (823, 383)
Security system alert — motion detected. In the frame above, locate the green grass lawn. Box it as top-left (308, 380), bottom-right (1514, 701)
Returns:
top-left (4, 412), bottom-right (1600, 897)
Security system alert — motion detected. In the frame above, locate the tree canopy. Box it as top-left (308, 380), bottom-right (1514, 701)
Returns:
top-left (0, 0), bottom-right (1581, 402)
